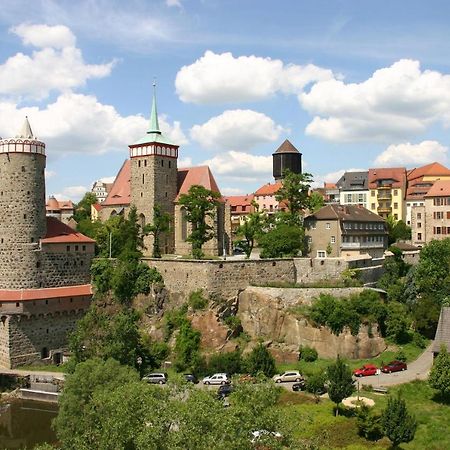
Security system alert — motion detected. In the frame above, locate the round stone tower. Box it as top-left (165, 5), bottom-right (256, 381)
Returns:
top-left (0, 118), bottom-right (46, 289)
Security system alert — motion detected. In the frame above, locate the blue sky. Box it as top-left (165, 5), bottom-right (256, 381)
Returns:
top-left (1, 0), bottom-right (450, 200)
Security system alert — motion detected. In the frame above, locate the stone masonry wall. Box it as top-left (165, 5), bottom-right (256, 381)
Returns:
top-left (5, 312), bottom-right (83, 368)
top-left (0, 152), bottom-right (46, 289)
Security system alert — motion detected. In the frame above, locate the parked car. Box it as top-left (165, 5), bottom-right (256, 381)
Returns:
top-left (202, 373), bottom-right (230, 385)
top-left (233, 246), bottom-right (245, 255)
top-left (292, 380), bottom-right (306, 391)
top-left (353, 364), bottom-right (378, 377)
top-left (184, 374), bottom-right (198, 384)
top-left (217, 384), bottom-right (234, 399)
top-left (273, 371), bottom-right (303, 383)
top-left (381, 361), bottom-right (407, 373)
top-left (142, 372), bottom-right (168, 384)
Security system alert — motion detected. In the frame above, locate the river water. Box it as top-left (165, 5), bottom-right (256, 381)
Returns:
top-left (0, 399), bottom-right (57, 449)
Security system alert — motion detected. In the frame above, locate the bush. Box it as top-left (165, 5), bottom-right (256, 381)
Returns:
top-left (208, 350), bottom-right (243, 376)
top-left (188, 290), bottom-right (208, 311)
top-left (298, 345), bottom-right (318, 362)
top-left (163, 305), bottom-right (189, 340)
top-left (244, 344), bottom-right (276, 378)
top-left (395, 350), bottom-right (407, 362)
top-left (224, 315), bottom-right (243, 335)
top-left (356, 405), bottom-right (384, 441)
top-left (174, 321), bottom-right (201, 371)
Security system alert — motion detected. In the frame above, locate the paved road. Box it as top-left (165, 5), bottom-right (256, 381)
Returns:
top-left (357, 344), bottom-right (434, 388)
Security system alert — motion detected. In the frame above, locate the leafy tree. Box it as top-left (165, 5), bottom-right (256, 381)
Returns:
top-left (174, 320), bottom-right (201, 371)
top-left (356, 405), bottom-right (383, 441)
top-left (144, 204), bottom-right (171, 258)
top-left (386, 301), bottom-right (411, 343)
top-left (69, 302), bottom-right (143, 368)
top-left (208, 350), bottom-right (243, 376)
top-left (326, 356), bottom-right (354, 415)
top-left (381, 396), bottom-right (417, 447)
top-left (377, 250), bottom-right (410, 302)
top-left (178, 185), bottom-right (221, 259)
top-left (54, 358), bottom-right (139, 449)
top-left (244, 343), bottom-right (276, 378)
top-left (235, 202), bottom-right (266, 258)
top-left (258, 223), bottom-right (305, 258)
top-left (412, 295), bottom-right (441, 338)
top-left (386, 215), bottom-right (412, 245)
top-left (429, 345), bottom-right (450, 398)
top-left (305, 372), bottom-right (326, 402)
top-left (73, 192), bottom-right (98, 223)
top-left (309, 191), bottom-right (325, 213)
top-left (275, 169), bottom-right (313, 225)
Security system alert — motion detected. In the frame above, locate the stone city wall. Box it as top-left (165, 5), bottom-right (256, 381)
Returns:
top-left (5, 311), bottom-right (83, 368)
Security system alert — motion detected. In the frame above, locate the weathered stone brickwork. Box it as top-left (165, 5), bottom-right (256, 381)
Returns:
top-left (0, 152), bottom-right (46, 289)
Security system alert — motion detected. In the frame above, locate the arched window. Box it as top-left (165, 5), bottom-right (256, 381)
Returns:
top-left (139, 213), bottom-right (146, 228)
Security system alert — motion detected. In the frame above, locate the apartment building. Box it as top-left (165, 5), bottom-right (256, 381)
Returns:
top-left (304, 204), bottom-right (388, 259)
top-left (368, 168), bottom-right (407, 221)
top-left (336, 171), bottom-right (369, 208)
top-left (225, 194), bottom-right (255, 233)
top-left (411, 180), bottom-right (450, 246)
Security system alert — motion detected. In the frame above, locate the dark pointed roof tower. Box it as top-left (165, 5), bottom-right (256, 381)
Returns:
top-left (272, 139), bottom-right (302, 181)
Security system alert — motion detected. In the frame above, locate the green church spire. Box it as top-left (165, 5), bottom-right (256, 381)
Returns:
top-left (148, 81), bottom-right (161, 135)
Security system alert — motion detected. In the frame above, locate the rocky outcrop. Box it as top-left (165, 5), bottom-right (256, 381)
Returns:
top-left (238, 286), bottom-right (386, 360)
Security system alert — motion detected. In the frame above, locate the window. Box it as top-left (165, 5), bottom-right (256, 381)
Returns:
top-left (371, 203), bottom-right (375, 209)
top-left (144, 160), bottom-right (147, 167)
top-left (418, 233), bottom-right (422, 241)
top-left (317, 250), bottom-right (326, 258)
top-left (82, 245), bottom-right (86, 251)
top-left (331, 236), bottom-right (336, 243)
top-left (326, 223), bottom-right (330, 229)
top-left (417, 213), bottom-right (422, 219)
top-left (394, 190), bottom-right (398, 196)
top-left (417, 222), bottom-right (422, 228)
top-left (169, 161), bottom-right (171, 168)
top-left (371, 191), bottom-right (375, 197)
top-left (161, 159), bottom-right (164, 167)
top-left (75, 245), bottom-right (79, 251)
top-left (434, 211), bottom-right (444, 219)
top-left (394, 203), bottom-right (398, 209)
top-left (66, 245), bottom-right (70, 252)
top-left (138, 160), bottom-right (141, 167)
top-left (394, 214), bottom-right (398, 220)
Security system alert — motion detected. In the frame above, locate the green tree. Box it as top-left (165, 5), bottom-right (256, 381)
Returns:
top-left (275, 169), bottom-right (313, 225)
top-left (386, 301), bottom-right (411, 343)
top-left (245, 343), bottom-right (276, 378)
top-left (73, 192), bottom-right (98, 223)
top-left (305, 372), bottom-right (326, 402)
top-left (174, 320), bottom-right (201, 371)
top-left (235, 202), bottom-right (266, 258)
top-left (412, 295), bottom-right (441, 338)
top-left (386, 215), bottom-right (412, 245)
top-left (258, 223), bottom-right (305, 258)
top-left (326, 356), bottom-right (354, 415)
top-left (381, 396), bottom-right (417, 447)
top-left (144, 204), bottom-right (172, 258)
top-left (178, 185), bottom-right (221, 259)
top-left (309, 191), bottom-right (325, 213)
top-left (429, 345), bottom-right (450, 398)
top-left (53, 358), bottom-right (139, 449)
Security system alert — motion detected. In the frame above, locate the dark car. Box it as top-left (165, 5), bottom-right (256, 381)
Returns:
top-left (217, 384), bottom-right (234, 399)
top-left (184, 374), bottom-right (198, 384)
top-left (292, 380), bottom-right (306, 392)
top-left (381, 360), bottom-right (407, 373)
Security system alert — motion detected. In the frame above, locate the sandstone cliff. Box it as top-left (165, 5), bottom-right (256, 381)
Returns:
top-left (237, 286), bottom-right (386, 360)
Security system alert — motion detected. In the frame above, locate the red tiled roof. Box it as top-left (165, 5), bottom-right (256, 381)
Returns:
top-left (407, 162), bottom-right (450, 181)
top-left (425, 180), bottom-right (450, 197)
top-left (224, 195), bottom-right (254, 214)
top-left (254, 181), bottom-right (283, 196)
top-left (46, 196), bottom-right (74, 211)
top-left (41, 217), bottom-right (95, 244)
top-left (324, 183), bottom-right (337, 189)
top-left (103, 160), bottom-right (131, 206)
top-left (176, 166), bottom-right (222, 201)
top-left (368, 168), bottom-right (406, 189)
top-left (0, 284), bottom-right (92, 302)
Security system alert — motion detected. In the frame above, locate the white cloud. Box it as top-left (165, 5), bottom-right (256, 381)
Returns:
top-left (0, 93), bottom-right (186, 156)
top-left (52, 185), bottom-right (89, 202)
top-left (0, 23), bottom-right (115, 100)
top-left (190, 109), bottom-right (285, 151)
top-left (12, 23), bottom-right (76, 49)
top-left (374, 140), bottom-right (448, 166)
top-left (166, 0), bottom-right (182, 8)
top-left (178, 156), bottom-right (193, 168)
top-left (203, 151), bottom-right (272, 182)
top-left (159, 114), bottom-right (188, 145)
top-left (176, 50), bottom-right (334, 104)
top-left (221, 187), bottom-right (246, 196)
top-left (300, 59), bottom-right (450, 142)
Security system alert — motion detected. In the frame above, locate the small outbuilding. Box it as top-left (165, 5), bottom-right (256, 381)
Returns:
top-left (433, 307), bottom-right (450, 357)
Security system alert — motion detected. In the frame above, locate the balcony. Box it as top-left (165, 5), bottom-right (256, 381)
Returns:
top-left (377, 193), bottom-right (392, 200)
top-left (341, 241), bottom-right (384, 249)
top-left (377, 184), bottom-right (393, 190)
top-left (378, 207), bottom-right (391, 213)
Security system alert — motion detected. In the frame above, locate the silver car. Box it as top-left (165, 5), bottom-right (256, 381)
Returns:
top-left (272, 371), bottom-right (303, 383)
top-left (142, 372), bottom-right (168, 384)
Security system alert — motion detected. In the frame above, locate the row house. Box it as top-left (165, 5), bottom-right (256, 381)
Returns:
top-left (224, 194), bottom-right (255, 234)
top-left (336, 171), bottom-right (369, 209)
top-left (304, 204), bottom-right (388, 259)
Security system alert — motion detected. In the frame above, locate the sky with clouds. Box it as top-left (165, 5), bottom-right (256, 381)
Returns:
top-left (1, 0), bottom-right (450, 200)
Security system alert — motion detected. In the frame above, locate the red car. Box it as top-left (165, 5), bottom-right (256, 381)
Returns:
top-left (353, 364), bottom-right (378, 377)
top-left (381, 360), bottom-right (407, 373)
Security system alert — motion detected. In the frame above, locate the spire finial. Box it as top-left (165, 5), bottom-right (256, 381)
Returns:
top-left (148, 79), bottom-right (161, 135)
top-left (17, 116), bottom-right (34, 139)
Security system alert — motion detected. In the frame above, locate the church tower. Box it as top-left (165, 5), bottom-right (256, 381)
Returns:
top-left (272, 139), bottom-right (302, 181)
top-left (129, 84), bottom-right (179, 254)
top-left (0, 118), bottom-right (46, 289)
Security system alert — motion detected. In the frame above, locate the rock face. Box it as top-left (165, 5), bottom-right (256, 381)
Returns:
top-left (238, 287), bottom-right (386, 360)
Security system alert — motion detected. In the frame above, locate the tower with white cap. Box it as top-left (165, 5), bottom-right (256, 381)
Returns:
top-left (0, 117), bottom-right (47, 289)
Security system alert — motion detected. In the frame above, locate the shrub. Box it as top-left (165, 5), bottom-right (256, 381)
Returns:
top-left (298, 345), bottom-right (318, 362)
top-left (174, 320), bottom-right (201, 371)
top-left (208, 350), bottom-right (243, 376)
top-left (163, 305), bottom-right (189, 340)
top-left (305, 372), bottom-right (326, 400)
top-left (381, 396), bottom-right (417, 447)
top-left (224, 315), bottom-right (243, 335)
top-left (244, 344), bottom-right (276, 378)
top-left (356, 405), bottom-right (384, 441)
top-left (188, 289), bottom-right (208, 311)
top-left (395, 350), bottom-right (407, 362)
